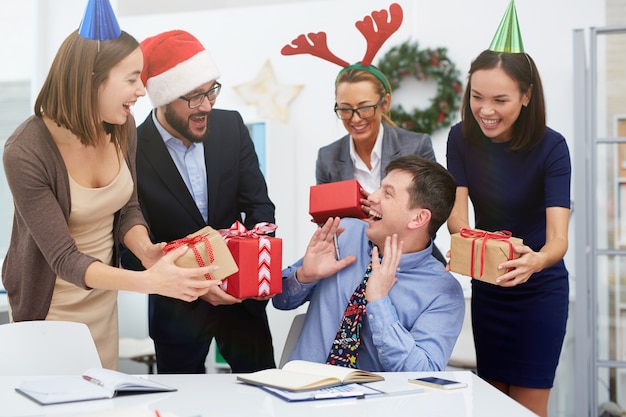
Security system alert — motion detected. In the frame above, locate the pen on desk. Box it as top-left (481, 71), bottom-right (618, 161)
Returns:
top-left (82, 375), bottom-right (104, 387)
top-left (333, 233), bottom-right (341, 260)
top-left (154, 411), bottom-right (162, 417)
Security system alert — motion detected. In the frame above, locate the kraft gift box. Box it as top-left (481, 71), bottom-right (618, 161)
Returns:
top-left (309, 179), bottom-right (368, 224)
top-left (449, 228), bottom-right (523, 284)
top-left (165, 226), bottom-right (239, 281)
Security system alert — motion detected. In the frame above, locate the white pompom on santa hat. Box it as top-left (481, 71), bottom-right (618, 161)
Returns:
top-left (140, 30), bottom-right (221, 108)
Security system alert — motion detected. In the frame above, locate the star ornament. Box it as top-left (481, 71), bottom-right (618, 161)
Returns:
top-left (233, 60), bottom-right (303, 123)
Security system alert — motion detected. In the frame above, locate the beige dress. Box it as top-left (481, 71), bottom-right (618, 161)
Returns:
top-left (46, 160), bottom-right (133, 370)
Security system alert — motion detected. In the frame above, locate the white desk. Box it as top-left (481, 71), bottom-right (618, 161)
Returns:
top-left (0, 371), bottom-right (537, 417)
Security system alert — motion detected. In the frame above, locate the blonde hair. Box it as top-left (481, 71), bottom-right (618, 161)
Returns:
top-left (335, 67), bottom-right (396, 127)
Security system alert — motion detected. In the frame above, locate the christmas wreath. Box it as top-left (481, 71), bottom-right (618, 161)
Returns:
top-left (378, 40), bottom-right (463, 135)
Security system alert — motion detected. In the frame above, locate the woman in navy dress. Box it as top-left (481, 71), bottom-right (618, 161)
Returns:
top-left (446, 49), bottom-right (571, 417)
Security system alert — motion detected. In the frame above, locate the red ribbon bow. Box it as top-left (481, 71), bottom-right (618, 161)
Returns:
top-left (218, 221), bottom-right (277, 240)
top-left (163, 233), bottom-right (215, 280)
top-left (459, 228), bottom-right (515, 278)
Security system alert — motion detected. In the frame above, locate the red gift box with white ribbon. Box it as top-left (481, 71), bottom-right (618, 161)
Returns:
top-left (218, 221), bottom-right (282, 298)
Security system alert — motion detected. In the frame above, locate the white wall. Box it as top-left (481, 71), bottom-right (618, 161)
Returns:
top-left (119, 0), bottom-right (601, 268)
top-left (10, 0), bottom-right (606, 260)
top-left (1, 0), bottom-right (606, 371)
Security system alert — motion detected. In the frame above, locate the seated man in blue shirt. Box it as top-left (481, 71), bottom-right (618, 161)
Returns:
top-left (273, 155), bottom-right (464, 372)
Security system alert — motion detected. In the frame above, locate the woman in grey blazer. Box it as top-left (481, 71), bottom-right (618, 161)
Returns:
top-left (315, 66), bottom-right (446, 265)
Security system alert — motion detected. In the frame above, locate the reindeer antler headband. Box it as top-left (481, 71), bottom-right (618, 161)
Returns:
top-left (281, 3), bottom-right (403, 93)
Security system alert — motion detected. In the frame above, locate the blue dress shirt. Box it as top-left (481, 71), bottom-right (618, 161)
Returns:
top-left (153, 112), bottom-right (209, 223)
top-left (273, 218), bottom-right (465, 372)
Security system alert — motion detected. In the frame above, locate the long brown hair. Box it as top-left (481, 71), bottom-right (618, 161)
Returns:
top-left (35, 30), bottom-right (139, 156)
top-left (461, 50), bottom-right (546, 152)
top-left (335, 67), bottom-right (397, 127)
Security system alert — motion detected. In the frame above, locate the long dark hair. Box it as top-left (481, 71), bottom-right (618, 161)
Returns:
top-left (461, 50), bottom-right (546, 151)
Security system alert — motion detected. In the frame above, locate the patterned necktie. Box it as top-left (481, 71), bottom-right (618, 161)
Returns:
top-left (326, 262), bottom-right (371, 368)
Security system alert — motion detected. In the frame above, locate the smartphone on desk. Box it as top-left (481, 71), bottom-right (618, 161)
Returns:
top-left (409, 376), bottom-right (467, 390)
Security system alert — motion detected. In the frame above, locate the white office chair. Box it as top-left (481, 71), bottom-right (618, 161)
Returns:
top-left (279, 313), bottom-right (306, 368)
top-left (447, 295), bottom-right (477, 371)
top-left (0, 320), bottom-right (102, 375)
top-left (118, 337), bottom-right (156, 374)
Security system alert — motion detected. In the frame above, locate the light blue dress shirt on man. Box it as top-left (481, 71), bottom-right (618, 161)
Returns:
top-left (153, 112), bottom-right (209, 223)
top-left (273, 218), bottom-right (465, 372)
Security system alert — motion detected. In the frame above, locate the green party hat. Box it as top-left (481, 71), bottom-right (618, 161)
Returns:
top-left (488, 0), bottom-right (525, 53)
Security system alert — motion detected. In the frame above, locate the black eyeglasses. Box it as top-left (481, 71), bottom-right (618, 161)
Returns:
top-left (334, 96), bottom-right (385, 120)
top-left (179, 82), bottom-right (222, 109)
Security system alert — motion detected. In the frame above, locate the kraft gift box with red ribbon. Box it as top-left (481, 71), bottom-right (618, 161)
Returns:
top-left (218, 222), bottom-right (282, 298)
top-left (449, 228), bottom-right (523, 284)
top-left (163, 226), bottom-right (239, 281)
top-left (309, 179), bottom-right (369, 224)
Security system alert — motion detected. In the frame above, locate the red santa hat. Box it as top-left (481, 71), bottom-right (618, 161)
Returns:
top-left (140, 30), bottom-right (221, 108)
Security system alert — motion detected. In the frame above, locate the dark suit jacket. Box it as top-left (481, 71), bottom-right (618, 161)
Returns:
top-left (315, 121), bottom-right (435, 184)
top-left (122, 109), bottom-right (275, 343)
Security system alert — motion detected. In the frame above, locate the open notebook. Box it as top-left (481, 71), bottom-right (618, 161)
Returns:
top-left (236, 360), bottom-right (384, 392)
top-left (16, 368), bottom-right (176, 405)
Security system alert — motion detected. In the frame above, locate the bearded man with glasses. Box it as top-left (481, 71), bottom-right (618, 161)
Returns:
top-left (121, 30), bottom-right (276, 374)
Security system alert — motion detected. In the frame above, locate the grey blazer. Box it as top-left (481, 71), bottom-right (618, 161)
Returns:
top-left (314, 121), bottom-right (446, 264)
top-left (315, 121), bottom-right (435, 184)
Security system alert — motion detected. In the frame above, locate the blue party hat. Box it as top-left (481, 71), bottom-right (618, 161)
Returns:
top-left (78, 0), bottom-right (121, 41)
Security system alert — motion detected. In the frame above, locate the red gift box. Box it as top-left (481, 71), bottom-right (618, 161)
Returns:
top-left (309, 179), bottom-right (368, 224)
top-left (219, 222), bottom-right (282, 298)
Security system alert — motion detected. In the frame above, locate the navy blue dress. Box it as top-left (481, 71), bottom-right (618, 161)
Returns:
top-left (446, 123), bottom-right (571, 388)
